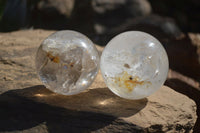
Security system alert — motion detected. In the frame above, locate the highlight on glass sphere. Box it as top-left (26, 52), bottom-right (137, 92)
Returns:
top-left (35, 30), bottom-right (100, 95)
top-left (100, 31), bottom-right (169, 100)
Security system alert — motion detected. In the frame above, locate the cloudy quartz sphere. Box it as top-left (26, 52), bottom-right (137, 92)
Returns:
top-left (36, 30), bottom-right (99, 95)
top-left (100, 31), bottom-right (169, 100)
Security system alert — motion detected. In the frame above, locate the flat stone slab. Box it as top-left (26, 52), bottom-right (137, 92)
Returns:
top-left (0, 30), bottom-right (197, 132)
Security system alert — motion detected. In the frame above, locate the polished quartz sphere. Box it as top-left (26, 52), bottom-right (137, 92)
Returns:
top-left (100, 31), bottom-right (169, 100)
top-left (36, 30), bottom-right (99, 95)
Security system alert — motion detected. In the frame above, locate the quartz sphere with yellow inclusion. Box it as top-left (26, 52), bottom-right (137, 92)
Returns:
top-left (36, 30), bottom-right (100, 95)
top-left (100, 31), bottom-right (169, 100)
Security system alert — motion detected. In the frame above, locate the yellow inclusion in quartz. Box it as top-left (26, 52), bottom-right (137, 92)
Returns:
top-left (114, 71), bottom-right (151, 92)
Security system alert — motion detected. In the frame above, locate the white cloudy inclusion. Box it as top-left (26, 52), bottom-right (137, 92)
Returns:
top-left (100, 31), bottom-right (169, 100)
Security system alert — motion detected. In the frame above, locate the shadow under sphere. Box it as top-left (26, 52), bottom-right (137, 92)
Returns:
top-left (0, 85), bottom-right (147, 133)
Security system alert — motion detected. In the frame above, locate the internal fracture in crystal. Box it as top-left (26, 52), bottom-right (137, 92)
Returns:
top-left (36, 30), bottom-right (100, 95)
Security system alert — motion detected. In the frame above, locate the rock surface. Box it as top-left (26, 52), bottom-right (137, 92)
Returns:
top-left (94, 14), bottom-right (182, 45)
top-left (0, 30), bottom-right (198, 133)
top-left (164, 34), bottom-right (200, 82)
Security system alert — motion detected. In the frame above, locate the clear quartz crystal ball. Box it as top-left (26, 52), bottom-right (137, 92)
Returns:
top-left (36, 30), bottom-right (99, 95)
top-left (100, 31), bottom-right (169, 100)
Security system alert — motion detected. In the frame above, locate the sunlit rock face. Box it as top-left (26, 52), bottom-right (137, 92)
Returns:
top-left (100, 31), bottom-right (169, 99)
top-left (36, 30), bottom-right (100, 95)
